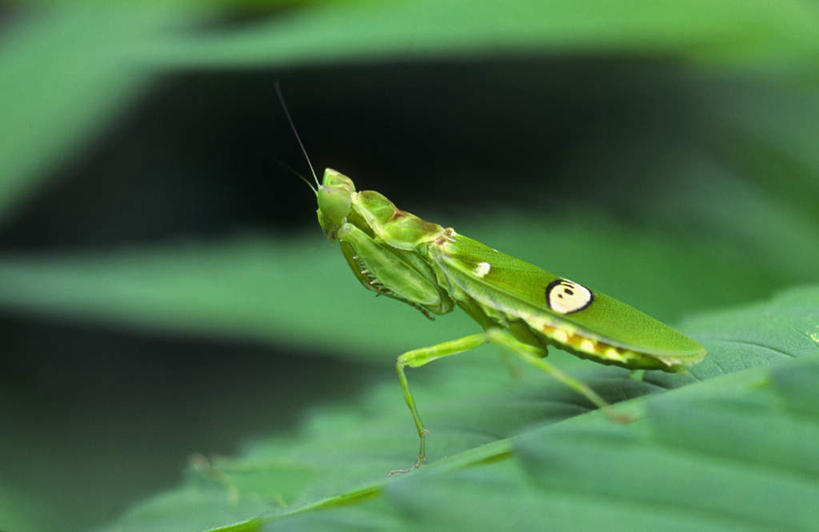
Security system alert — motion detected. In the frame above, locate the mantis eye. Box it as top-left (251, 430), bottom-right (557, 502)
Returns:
top-left (546, 279), bottom-right (593, 314)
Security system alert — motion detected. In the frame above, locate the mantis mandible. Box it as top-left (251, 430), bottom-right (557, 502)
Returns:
top-left (276, 85), bottom-right (706, 473)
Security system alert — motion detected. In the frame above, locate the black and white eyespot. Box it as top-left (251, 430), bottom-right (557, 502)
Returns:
top-left (545, 279), bottom-right (593, 314)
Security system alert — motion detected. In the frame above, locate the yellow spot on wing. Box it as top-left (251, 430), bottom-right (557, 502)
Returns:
top-left (605, 347), bottom-right (620, 358)
top-left (553, 329), bottom-right (569, 343)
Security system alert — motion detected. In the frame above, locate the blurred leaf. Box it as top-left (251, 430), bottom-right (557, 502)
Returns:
top-left (146, 0), bottom-right (819, 72)
top-left (2, 0), bottom-right (816, 241)
top-left (0, 218), bottom-right (807, 362)
top-left (98, 484), bottom-right (277, 532)
top-left (0, 483), bottom-right (60, 532)
top-left (99, 288), bottom-right (818, 531)
top-left (707, 84), bottom-right (819, 220)
top-left (0, 6), bottom-right (207, 221)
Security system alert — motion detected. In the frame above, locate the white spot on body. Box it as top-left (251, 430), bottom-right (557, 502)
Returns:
top-left (546, 279), bottom-right (593, 314)
top-left (474, 262), bottom-right (491, 278)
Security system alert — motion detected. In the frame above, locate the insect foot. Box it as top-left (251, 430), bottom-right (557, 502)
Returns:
top-left (387, 459), bottom-right (423, 477)
top-left (387, 428), bottom-right (430, 477)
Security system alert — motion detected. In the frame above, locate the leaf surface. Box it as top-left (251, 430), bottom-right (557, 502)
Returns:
top-left (101, 288), bottom-right (819, 532)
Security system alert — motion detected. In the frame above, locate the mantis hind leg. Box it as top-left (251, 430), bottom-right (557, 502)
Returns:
top-left (498, 351), bottom-right (524, 380)
top-left (390, 328), bottom-right (630, 475)
top-left (485, 328), bottom-right (631, 423)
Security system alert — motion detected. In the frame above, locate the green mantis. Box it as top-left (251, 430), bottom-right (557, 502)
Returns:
top-left (277, 86), bottom-right (706, 472)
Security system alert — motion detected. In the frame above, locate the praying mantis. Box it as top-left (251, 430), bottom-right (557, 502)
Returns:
top-left (276, 85), bottom-right (706, 473)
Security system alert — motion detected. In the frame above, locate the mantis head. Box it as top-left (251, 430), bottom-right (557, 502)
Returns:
top-left (273, 84), bottom-right (426, 244)
top-left (317, 168), bottom-right (354, 239)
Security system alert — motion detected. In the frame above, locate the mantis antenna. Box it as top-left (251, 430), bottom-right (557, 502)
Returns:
top-left (273, 159), bottom-right (317, 196)
top-left (275, 81), bottom-right (320, 189)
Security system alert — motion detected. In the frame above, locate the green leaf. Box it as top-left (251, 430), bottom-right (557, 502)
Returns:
top-left (3, 0), bottom-right (816, 224)
top-left (0, 483), bottom-right (61, 532)
top-left (0, 6), bottom-right (207, 221)
top-left (146, 0), bottom-right (819, 72)
top-left (681, 286), bottom-right (819, 378)
top-left (0, 220), bottom-right (804, 362)
top-left (384, 360), bottom-right (819, 532)
top-left (101, 287), bottom-right (818, 531)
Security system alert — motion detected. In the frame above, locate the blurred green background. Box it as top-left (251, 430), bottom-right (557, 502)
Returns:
top-left (0, 2), bottom-right (817, 531)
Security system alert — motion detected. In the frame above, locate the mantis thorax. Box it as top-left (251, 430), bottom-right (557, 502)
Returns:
top-left (317, 168), bottom-right (446, 250)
